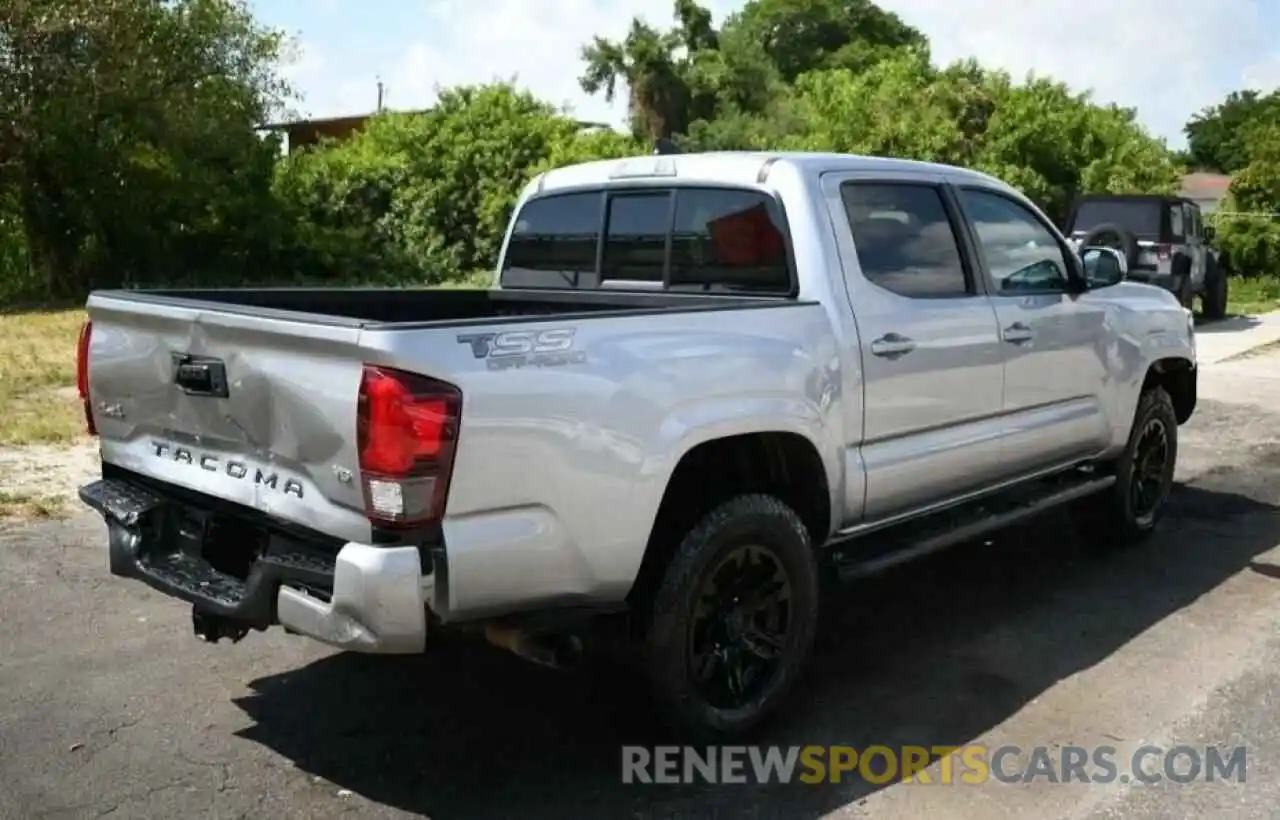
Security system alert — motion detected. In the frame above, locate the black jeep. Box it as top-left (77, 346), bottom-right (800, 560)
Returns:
top-left (1064, 194), bottom-right (1228, 319)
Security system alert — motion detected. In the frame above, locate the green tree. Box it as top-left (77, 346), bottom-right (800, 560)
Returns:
top-left (720, 0), bottom-right (927, 83)
top-left (698, 50), bottom-right (1179, 221)
top-left (0, 0), bottom-right (291, 300)
top-left (274, 83), bottom-right (645, 286)
top-left (1184, 90), bottom-right (1280, 174)
top-left (578, 0), bottom-right (717, 141)
top-left (1215, 123), bottom-right (1280, 276)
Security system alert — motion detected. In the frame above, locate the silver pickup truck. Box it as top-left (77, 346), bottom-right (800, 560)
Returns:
top-left (77, 151), bottom-right (1197, 738)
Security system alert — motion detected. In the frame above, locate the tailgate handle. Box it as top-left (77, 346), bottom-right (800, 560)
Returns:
top-left (172, 354), bottom-right (229, 398)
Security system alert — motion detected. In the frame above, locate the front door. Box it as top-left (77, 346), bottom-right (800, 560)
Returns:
top-left (952, 185), bottom-right (1112, 476)
top-left (823, 173), bottom-right (1007, 522)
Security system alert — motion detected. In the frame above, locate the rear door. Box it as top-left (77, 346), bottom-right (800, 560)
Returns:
top-left (822, 172), bottom-right (1006, 522)
top-left (952, 184), bottom-right (1112, 475)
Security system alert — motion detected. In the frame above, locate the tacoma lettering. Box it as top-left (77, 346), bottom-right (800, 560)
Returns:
top-left (150, 441), bottom-right (303, 498)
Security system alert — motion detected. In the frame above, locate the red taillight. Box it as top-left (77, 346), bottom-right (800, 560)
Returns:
top-left (1156, 244), bottom-right (1172, 261)
top-left (76, 320), bottom-right (96, 436)
top-left (357, 364), bottom-right (461, 528)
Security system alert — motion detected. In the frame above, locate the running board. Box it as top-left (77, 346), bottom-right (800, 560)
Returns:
top-left (829, 473), bottom-right (1116, 582)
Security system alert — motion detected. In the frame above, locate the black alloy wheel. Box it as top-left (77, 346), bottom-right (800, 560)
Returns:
top-left (1129, 416), bottom-right (1170, 527)
top-left (687, 544), bottom-right (794, 710)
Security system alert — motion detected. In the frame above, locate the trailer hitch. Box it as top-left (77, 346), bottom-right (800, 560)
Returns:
top-left (192, 609), bottom-right (251, 644)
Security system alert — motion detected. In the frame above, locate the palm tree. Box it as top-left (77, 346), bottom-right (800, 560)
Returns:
top-left (577, 1), bottom-right (717, 142)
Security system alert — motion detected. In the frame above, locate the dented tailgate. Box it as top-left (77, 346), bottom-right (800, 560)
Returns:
top-left (84, 292), bottom-right (374, 544)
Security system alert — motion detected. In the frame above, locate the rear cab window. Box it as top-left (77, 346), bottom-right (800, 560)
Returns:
top-left (500, 185), bottom-right (794, 295)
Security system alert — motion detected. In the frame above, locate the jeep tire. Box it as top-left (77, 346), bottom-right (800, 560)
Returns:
top-left (644, 494), bottom-right (819, 739)
top-left (1172, 258), bottom-right (1195, 310)
top-left (1081, 223), bottom-right (1140, 271)
top-left (1202, 257), bottom-right (1228, 320)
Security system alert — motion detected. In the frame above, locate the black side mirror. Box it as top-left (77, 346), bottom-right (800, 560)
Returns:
top-left (1080, 246), bottom-right (1127, 288)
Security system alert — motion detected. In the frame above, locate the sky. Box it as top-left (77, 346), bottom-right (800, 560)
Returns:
top-left (257, 0), bottom-right (1280, 149)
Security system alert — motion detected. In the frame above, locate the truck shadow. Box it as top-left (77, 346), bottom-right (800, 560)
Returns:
top-left (232, 474), bottom-right (1280, 820)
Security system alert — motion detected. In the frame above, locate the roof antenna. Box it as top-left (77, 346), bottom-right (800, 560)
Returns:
top-left (654, 137), bottom-right (680, 155)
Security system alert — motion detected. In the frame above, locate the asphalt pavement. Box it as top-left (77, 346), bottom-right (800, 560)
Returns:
top-left (4, 352), bottom-right (1280, 819)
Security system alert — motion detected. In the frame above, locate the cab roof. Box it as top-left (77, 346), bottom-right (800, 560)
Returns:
top-left (528, 150), bottom-right (1011, 197)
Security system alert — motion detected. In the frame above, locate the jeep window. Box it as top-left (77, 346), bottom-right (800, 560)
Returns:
top-left (1169, 204), bottom-right (1184, 239)
top-left (1071, 200), bottom-right (1162, 238)
top-left (840, 182), bottom-right (971, 298)
top-left (670, 188), bottom-right (789, 291)
top-left (960, 189), bottom-right (1071, 294)
top-left (501, 192), bottom-right (602, 288)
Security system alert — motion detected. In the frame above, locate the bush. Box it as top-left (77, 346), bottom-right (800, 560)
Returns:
top-left (272, 84), bottom-right (643, 288)
top-left (1215, 216), bottom-right (1280, 277)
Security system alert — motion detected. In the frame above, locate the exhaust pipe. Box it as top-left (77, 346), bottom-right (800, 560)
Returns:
top-left (484, 624), bottom-right (582, 669)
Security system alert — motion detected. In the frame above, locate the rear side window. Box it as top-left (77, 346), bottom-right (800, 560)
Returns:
top-left (840, 182), bottom-right (970, 298)
top-left (500, 186), bottom-right (793, 294)
top-left (1168, 204), bottom-right (1184, 239)
top-left (502, 192), bottom-right (601, 288)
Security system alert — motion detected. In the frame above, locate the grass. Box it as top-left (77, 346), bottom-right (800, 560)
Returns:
top-left (1226, 274), bottom-right (1280, 317)
top-left (0, 308), bottom-right (88, 446)
top-left (0, 489), bottom-right (67, 519)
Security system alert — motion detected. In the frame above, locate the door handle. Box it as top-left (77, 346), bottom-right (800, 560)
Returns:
top-left (1002, 322), bottom-right (1034, 344)
top-left (870, 333), bottom-right (916, 358)
top-left (172, 353), bottom-right (229, 397)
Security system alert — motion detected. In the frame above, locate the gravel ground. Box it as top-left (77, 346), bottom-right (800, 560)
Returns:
top-left (0, 440), bottom-right (100, 506)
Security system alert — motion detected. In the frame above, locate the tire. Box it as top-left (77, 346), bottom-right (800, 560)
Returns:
top-left (644, 494), bottom-right (819, 739)
top-left (1177, 276), bottom-right (1195, 310)
top-left (1172, 257), bottom-right (1195, 310)
top-left (1081, 223), bottom-right (1140, 271)
top-left (1202, 258), bottom-right (1228, 320)
top-left (1072, 386), bottom-right (1178, 548)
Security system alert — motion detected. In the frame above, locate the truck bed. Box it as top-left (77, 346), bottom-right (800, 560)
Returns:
top-left (80, 284), bottom-right (823, 557)
top-left (103, 286), bottom-right (791, 328)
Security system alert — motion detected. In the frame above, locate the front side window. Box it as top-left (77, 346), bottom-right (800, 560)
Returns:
top-left (960, 189), bottom-right (1071, 294)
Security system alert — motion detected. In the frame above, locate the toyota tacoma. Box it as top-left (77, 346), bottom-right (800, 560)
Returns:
top-left (77, 151), bottom-right (1197, 738)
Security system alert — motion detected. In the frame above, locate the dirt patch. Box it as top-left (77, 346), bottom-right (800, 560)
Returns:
top-left (0, 441), bottom-right (100, 519)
